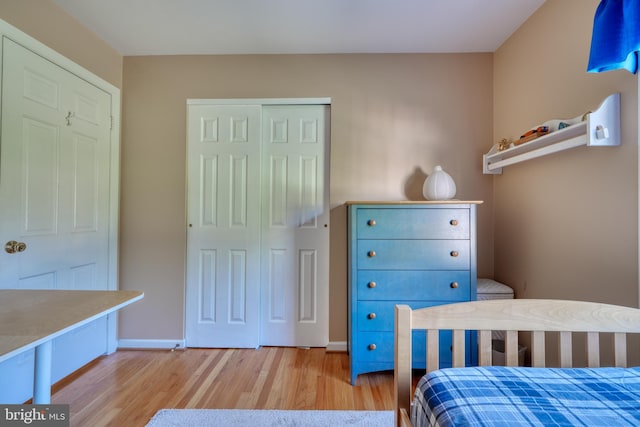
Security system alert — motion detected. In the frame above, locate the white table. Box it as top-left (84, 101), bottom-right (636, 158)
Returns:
top-left (0, 289), bottom-right (143, 404)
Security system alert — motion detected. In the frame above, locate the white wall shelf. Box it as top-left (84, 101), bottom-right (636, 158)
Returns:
top-left (483, 93), bottom-right (620, 174)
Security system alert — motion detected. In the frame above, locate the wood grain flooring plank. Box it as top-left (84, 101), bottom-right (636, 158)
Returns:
top-left (50, 348), bottom-right (394, 426)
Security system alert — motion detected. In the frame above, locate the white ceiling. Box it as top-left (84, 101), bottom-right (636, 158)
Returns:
top-left (52, 0), bottom-right (545, 56)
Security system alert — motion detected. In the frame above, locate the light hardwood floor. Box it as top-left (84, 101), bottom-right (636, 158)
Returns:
top-left (50, 347), bottom-right (394, 426)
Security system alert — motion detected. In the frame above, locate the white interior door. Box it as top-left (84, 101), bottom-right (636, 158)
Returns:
top-left (185, 105), bottom-right (262, 348)
top-left (185, 101), bottom-right (330, 348)
top-left (0, 38), bottom-right (112, 401)
top-left (259, 105), bottom-right (330, 347)
top-left (0, 37), bottom-right (111, 290)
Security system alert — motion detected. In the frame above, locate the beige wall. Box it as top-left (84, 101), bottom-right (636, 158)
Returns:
top-left (118, 54), bottom-right (495, 341)
top-left (0, 0), bottom-right (122, 88)
top-left (493, 0), bottom-right (638, 311)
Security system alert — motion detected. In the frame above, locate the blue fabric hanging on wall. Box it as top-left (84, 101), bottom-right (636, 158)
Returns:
top-left (587, 0), bottom-right (640, 73)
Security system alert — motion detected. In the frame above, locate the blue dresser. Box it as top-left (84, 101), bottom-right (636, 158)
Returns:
top-left (347, 202), bottom-right (480, 384)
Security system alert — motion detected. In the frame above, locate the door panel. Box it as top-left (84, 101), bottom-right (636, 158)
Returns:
top-left (185, 105), bottom-right (262, 348)
top-left (0, 38), bottom-right (111, 290)
top-left (0, 37), bottom-right (112, 402)
top-left (260, 105), bottom-right (330, 347)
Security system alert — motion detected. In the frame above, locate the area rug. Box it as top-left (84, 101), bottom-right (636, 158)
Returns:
top-left (146, 409), bottom-right (394, 426)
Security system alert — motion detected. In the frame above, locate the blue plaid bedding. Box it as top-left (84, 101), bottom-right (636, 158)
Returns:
top-left (411, 366), bottom-right (640, 427)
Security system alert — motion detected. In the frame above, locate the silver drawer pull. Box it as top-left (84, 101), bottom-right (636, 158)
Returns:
top-left (450, 282), bottom-right (459, 289)
top-left (367, 250), bottom-right (376, 258)
top-left (367, 312), bottom-right (376, 320)
top-left (367, 219), bottom-right (376, 227)
top-left (368, 343), bottom-right (377, 351)
top-left (450, 219), bottom-right (459, 226)
top-left (367, 281), bottom-right (377, 289)
top-left (450, 250), bottom-right (459, 257)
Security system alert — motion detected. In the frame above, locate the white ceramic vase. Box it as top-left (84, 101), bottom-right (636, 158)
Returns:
top-left (423, 165), bottom-right (456, 200)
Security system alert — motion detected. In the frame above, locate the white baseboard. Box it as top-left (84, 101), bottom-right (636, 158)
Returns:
top-left (326, 341), bottom-right (347, 352)
top-left (118, 339), bottom-right (186, 350)
top-left (118, 339), bottom-right (346, 352)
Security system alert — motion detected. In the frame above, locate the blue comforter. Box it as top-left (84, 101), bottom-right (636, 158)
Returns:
top-left (412, 366), bottom-right (640, 427)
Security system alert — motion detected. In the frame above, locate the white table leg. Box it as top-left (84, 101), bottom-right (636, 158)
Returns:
top-left (33, 340), bottom-right (52, 404)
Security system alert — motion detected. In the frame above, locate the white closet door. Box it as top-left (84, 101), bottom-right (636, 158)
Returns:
top-left (260, 105), bottom-right (330, 347)
top-left (185, 105), bottom-right (262, 348)
top-left (186, 102), bottom-right (330, 348)
top-left (0, 38), bottom-right (112, 402)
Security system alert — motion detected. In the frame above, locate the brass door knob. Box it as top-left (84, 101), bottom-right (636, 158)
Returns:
top-left (367, 313), bottom-right (376, 319)
top-left (367, 219), bottom-right (376, 227)
top-left (367, 281), bottom-right (377, 288)
top-left (450, 282), bottom-right (459, 289)
top-left (450, 250), bottom-right (459, 257)
top-left (5, 240), bottom-right (27, 254)
top-left (367, 250), bottom-right (376, 258)
top-left (450, 219), bottom-right (459, 226)
top-left (368, 344), bottom-right (377, 351)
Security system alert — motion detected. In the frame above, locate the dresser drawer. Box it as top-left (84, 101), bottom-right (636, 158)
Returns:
top-left (355, 331), bottom-right (425, 362)
top-left (357, 301), bottom-right (447, 331)
top-left (356, 208), bottom-right (469, 239)
top-left (356, 240), bottom-right (470, 270)
top-left (354, 331), bottom-right (458, 365)
top-left (356, 271), bottom-right (470, 301)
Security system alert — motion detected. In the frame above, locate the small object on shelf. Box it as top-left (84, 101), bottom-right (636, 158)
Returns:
top-left (498, 138), bottom-right (512, 151)
top-left (558, 121), bottom-right (571, 130)
top-left (423, 165), bottom-right (457, 200)
top-left (515, 126), bottom-right (549, 145)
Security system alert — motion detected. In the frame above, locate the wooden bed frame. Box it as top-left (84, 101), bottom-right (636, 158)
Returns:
top-left (394, 299), bottom-right (640, 427)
